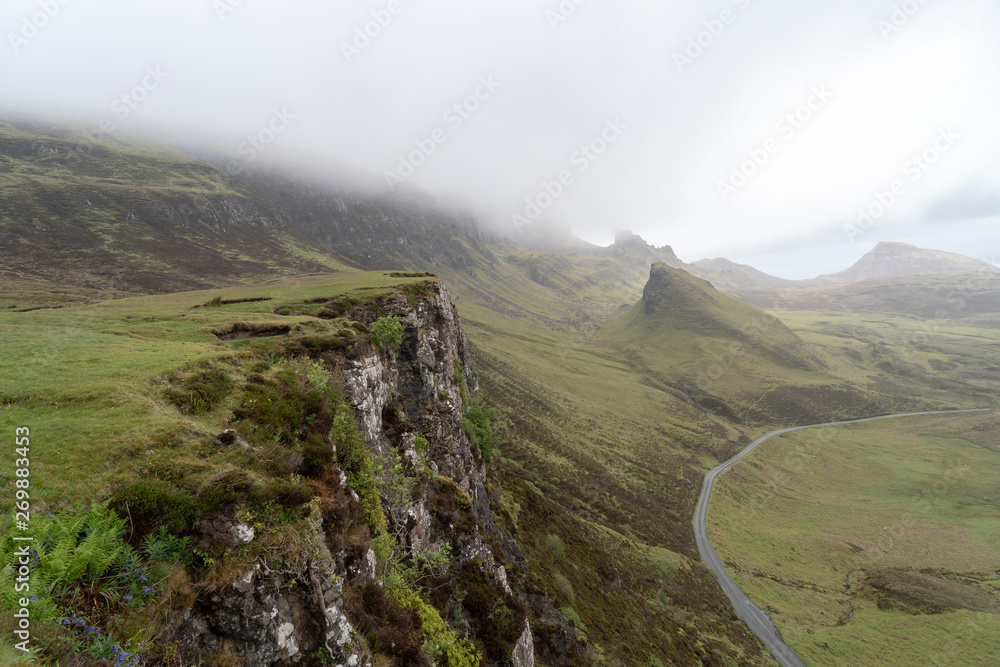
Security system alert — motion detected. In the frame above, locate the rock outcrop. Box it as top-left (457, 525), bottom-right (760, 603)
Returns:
top-left (163, 280), bottom-right (533, 666)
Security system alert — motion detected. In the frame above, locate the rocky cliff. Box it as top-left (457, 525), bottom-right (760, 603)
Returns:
top-left (158, 281), bottom-right (535, 666)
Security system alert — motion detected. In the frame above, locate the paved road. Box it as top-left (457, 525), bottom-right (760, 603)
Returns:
top-left (693, 409), bottom-right (990, 667)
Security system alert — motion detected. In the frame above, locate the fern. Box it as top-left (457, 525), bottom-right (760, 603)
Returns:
top-left (2, 501), bottom-right (129, 591)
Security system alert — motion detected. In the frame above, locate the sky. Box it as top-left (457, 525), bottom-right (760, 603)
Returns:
top-left (2, 0), bottom-right (998, 278)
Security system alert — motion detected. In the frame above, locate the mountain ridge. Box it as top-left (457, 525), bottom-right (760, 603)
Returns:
top-left (809, 241), bottom-right (1000, 285)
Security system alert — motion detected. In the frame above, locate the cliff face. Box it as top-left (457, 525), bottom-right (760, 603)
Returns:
top-left (164, 281), bottom-right (534, 667)
top-left (343, 283), bottom-right (479, 491)
top-left (342, 283), bottom-right (534, 664)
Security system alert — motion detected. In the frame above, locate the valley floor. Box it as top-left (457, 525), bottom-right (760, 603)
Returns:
top-left (709, 411), bottom-right (1000, 666)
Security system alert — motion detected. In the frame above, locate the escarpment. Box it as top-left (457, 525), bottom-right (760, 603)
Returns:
top-left (153, 280), bottom-right (536, 666)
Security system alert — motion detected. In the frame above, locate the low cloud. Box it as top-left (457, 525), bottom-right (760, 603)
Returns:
top-left (1, 0), bottom-right (997, 274)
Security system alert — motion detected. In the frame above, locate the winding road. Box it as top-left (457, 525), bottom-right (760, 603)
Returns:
top-left (693, 409), bottom-right (991, 667)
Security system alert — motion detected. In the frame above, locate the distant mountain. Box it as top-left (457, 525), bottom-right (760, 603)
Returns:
top-left (689, 257), bottom-right (795, 290)
top-left (735, 272), bottom-right (1000, 323)
top-left (6, 116), bottom-right (994, 321)
top-left (810, 241), bottom-right (999, 285)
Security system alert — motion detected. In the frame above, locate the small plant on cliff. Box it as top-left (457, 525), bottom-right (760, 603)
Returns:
top-left (371, 315), bottom-right (404, 354)
top-left (331, 404), bottom-right (392, 565)
top-left (461, 404), bottom-right (497, 461)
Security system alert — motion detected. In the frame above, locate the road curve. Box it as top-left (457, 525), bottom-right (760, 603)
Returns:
top-left (693, 409), bottom-right (991, 667)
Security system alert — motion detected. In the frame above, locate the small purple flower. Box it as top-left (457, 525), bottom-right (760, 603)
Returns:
top-left (138, 574), bottom-right (148, 583)
top-left (142, 586), bottom-right (154, 594)
top-left (28, 596), bottom-right (37, 602)
top-left (46, 513), bottom-right (54, 518)
top-left (123, 595), bottom-right (132, 601)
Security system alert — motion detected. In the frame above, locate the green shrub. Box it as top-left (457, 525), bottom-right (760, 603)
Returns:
top-left (261, 477), bottom-right (313, 509)
top-left (545, 533), bottom-right (566, 558)
top-left (454, 562), bottom-right (526, 661)
top-left (331, 404), bottom-right (389, 550)
top-left (388, 578), bottom-right (482, 667)
top-left (0, 501), bottom-right (157, 659)
top-left (233, 370), bottom-right (323, 444)
top-left (142, 526), bottom-right (192, 564)
top-left (553, 572), bottom-right (575, 602)
top-left (288, 357), bottom-right (334, 393)
top-left (560, 606), bottom-right (587, 633)
top-left (164, 367), bottom-right (234, 415)
top-left (461, 405), bottom-right (496, 461)
top-left (196, 469), bottom-right (256, 516)
top-left (111, 479), bottom-right (197, 534)
top-left (301, 432), bottom-right (334, 476)
top-left (414, 436), bottom-right (429, 461)
top-left (370, 315), bottom-right (405, 354)
top-left (345, 579), bottom-right (425, 665)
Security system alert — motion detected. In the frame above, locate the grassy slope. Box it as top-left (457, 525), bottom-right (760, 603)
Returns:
top-left (437, 256), bottom-right (781, 664)
top-left (735, 272), bottom-right (1000, 321)
top-left (0, 258), bottom-right (776, 666)
top-left (3, 243), bottom-right (995, 665)
top-left (703, 300), bottom-right (1000, 665)
top-left (0, 271), bottom-right (426, 505)
top-left (441, 257), bottom-right (998, 665)
top-left (775, 309), bottom-right (1000, 410)
top-left (0, 120), bottom-right (352, 308)
top-left (600, 265), bottom-right (922, 427)
top-left (708, 412), bottom-right (1000, 666)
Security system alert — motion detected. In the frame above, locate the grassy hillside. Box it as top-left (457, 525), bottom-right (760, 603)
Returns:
top-left (0, 119), bottom-right (352, 308)
top-left (772, 309), bottom-right (1000, 410)
top-left (0, 272), bottom-right (429, 503)
top-left (600, 264), bottom-right (916, 426)
top-left (437, 256), bottom-right (998, 665)
top-left (709, 412), bottom-right (1000, 666)
top-left (434, 257), bottom-right (781, 664)
top-left (0, 270), bottom-right (543, 666)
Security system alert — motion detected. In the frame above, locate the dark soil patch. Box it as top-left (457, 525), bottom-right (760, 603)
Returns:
top-left (866, 569), bottom-right (1000, 614)
top-left (195, 297), bottom-right (274, 308)
top-left (210, 322), bottom-right (291, 340)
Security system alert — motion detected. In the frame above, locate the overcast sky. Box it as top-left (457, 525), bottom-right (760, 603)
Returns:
top-left (2, 0), bottom-right (998, 278)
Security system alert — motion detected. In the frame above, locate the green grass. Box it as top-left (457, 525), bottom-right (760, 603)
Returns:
top-left (0, 271), bottom-right (436, 508)
top-left (771, 309), bottom-right (1000, 408)
top-left (3, 234), bottom-right (995, 664)
top-left (709, 412), bottom-right (1000, 666)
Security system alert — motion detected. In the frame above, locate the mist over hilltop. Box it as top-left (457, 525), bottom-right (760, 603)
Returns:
top-left (2, 0), bottom-right (998, 276)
